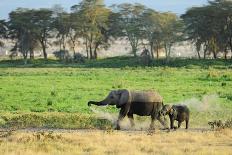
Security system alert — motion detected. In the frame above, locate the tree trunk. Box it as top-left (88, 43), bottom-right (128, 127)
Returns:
top-left (229, 38), bottom-right (232, 60)
top-left (132, 47), bottom-right (137, 57)
top-left (89, 45), bottom-right (93, 59)
top-left (85, 37), bottom-right (89, 59)
top-left (203, 45), bottom-right (207, 59)
top-left (72, 43), bottom-right (75, 56)
top-left (59, 40), bottom-right (62, 51)
top-left (42, 44), bottom-right (47, 60)
top-left (93, 42), bottom-right (100, 59)
top-left (150, 42), bottom-right (154, 59)
top-left (30, 49), bottom-right (34, 59)
top-left (156, 44), bottom-right (159, 59)
top-left (94, 48), bottom-right (98, 59)
top-left (129, 37), bottom-right (138, 57)
top-left (89, 34), bottom-right (93, 59)
top-left (72, 46), bottom-right (75, 56)
top-left (23, 50), bottom-right (28, 65)
top-left (212, 50), bottom-right (217, 59)
top-left (62, 36), bottom-right (66, 51)
top-left (167, 45), bottom-right (171, 63)
top-left (197, 50), bottom-right (201, 59)
top-left (225, 52), bottom-right (227, 60)
top-left (224, 48), bottom-right (228, 60)
top-left (164, 44), bottom-right (168, 60)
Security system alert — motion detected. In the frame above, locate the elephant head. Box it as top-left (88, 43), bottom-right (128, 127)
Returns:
top-left (88, 89), bottom-right (130, 108)
top-left (161, 105), bottom-right (176, 116)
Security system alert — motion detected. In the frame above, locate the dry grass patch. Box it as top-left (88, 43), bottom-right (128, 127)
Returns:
top-left (0, 129), bottom-right (231, 155)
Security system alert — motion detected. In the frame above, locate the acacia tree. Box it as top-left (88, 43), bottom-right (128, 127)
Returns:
top-left (112, 3), bottom-right (146, 57)
top-left (71, 0), bottom-right (112, 59)
top-left (142, 9), bottom-right (163, 59)
top-left (32, 9), bottom-right (53, 60)
top-left (8, 8), bottom-right (40, 62)
top-left (160, 12), bottom-right (183, 61)
top-left (0, 20), bottom-right (8, 47)
top-left (53, 11), bottom-right (71, 51)
top-left (0, 20), bottom-right (7, 47)
top-left (182, 0), bottom-right (232, 59)
top-left (210, 0), bottom-right (232, 59)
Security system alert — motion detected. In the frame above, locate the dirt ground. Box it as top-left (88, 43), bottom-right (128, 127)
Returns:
top-left (0, 128), bottom-right (231, 155)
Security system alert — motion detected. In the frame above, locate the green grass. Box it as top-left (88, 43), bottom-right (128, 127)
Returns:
top-left (0, 57), bottom-right (232, 129)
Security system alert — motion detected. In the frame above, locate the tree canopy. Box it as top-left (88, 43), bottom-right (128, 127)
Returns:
top-left (0, 0), bottom-right (231, 60)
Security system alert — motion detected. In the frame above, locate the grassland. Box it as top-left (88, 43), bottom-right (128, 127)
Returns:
top-left (0, 57), bottom-right (232, 154)
top-left (0, 57), bottom-right (232, 129)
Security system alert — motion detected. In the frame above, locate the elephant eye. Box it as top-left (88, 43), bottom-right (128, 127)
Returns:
top-left (110, 96), bottom-right (114, 99)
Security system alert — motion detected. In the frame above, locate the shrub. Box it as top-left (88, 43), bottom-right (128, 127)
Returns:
top-left (53, 50), bottom-right (70, 61)
top-left (208, 119), bottom-right (232, 129)
top-left (73, 53), bottom-right (86, 63)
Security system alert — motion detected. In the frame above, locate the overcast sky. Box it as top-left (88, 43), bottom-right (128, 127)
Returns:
top-left (0, 0), bottom-right (208, 20)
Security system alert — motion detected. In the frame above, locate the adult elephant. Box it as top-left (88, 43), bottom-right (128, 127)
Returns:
top-left (88, 89), bottom-right (167, 130)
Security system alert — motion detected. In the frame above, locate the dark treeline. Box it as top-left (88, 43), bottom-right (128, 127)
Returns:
top-left (0, 0), bottom-right (232, 63)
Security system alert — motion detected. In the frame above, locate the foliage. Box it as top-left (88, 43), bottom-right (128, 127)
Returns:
top-left (0, 20), bottom-right (7, 47)
top-left (8, 8), bottom-right (53, 61)
top-left (208, 119), bottom-right (232, 129)
top-left (2, 0), bottom-right (231, 61)
top-left (181, 0), bottom-right (232, 59)
top-left (53, 50), bottom-right (70, 61)
top-left (111, 3), bottom-right (146, 57)
top-left (74, 52), bottom-right (86, 63)
top-left (71, 0), bottom-right (112, 59)
top-left (53, 10), bottom-right (71, 52)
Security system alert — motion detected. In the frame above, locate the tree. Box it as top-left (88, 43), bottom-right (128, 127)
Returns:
top-left (181, 0), bottom-right (232, 59)
top-left (71, 0), bottom-right (112, 59)
top-left (53, 11), bottom-right (71, 52)
top-left (8, 8), bottom-right (40, 62)
top-left (142, 9), bottom-right (163, 59)
top-left (210, 0), bottom-right (232, 59)
top-left (112, 3), bottom-right (146, 57)
top-left (160, 12), bottom-right (183, 61)
top-left (0, 20), bottom-right (7, 47)
top-left (32, 9), bottom-right (53, 60)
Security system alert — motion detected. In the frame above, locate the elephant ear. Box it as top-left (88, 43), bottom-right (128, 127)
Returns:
top-left (169, 108), bottom-right (176, 115)
top-left (169, 108), bottom-right (174, 115)
top-left (116, 90), bottom-right (130, 108)
top-left (170, 107), bottom-right (177, 117)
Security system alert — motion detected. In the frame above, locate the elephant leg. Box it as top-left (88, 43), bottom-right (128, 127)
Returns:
top-left (170, 118), bottom-right (175, 129)
top-left (150, 116), bottom-right (156, 130)
top-left (157, 116), bottom-right (168, 128)
top-left (178, 121), bottom-right (182, 128)
top-left (127, 113), bottom-right (135, 128)
top-left (116, 106), bottom-right (129, 130)
top-left (185, 119), bottom-right (189, 129)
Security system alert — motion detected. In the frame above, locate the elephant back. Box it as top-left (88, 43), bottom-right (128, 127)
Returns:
top-left (130, 90), bottom-right (163, 103)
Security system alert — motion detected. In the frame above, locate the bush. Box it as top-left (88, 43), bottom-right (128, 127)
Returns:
top-left (53, 50), bottom-right (71, 61)
top-left (0, 113), bottom-right (113, 129)
top-left (208, 119), bottom-right (232, 129)
top-left (74, 53), bottom-right (86, 63)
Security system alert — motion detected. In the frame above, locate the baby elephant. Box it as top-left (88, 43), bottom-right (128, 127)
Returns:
top-left (161, 104), bottom-right (190, 129)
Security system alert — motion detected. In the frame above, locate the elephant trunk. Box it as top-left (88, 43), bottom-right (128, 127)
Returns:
top-left (88, 100), bottom-right (108, 106)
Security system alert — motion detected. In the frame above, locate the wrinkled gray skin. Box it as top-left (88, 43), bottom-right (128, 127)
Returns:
top-left (161, 104), bottom-right (190, 129)
top-left (88, 89), bottom-right (167, 130)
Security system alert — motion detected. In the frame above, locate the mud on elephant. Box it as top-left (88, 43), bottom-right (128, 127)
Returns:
top-left (88, 89), bottom-right (168, 130)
